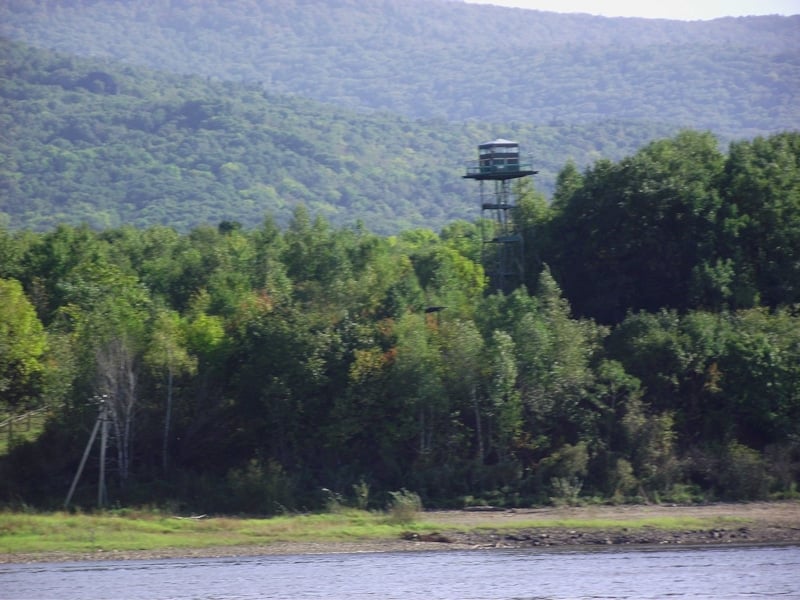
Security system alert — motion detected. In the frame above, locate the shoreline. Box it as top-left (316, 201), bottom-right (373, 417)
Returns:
top-left (5, 538), bottom-right (799, 566)
top-left (2, 501), bottom-right (799, 564)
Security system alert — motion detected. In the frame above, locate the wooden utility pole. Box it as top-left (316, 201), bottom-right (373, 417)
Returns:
top-left (98, 397), bottom-right (109, 507)
top-left (65, 396), bottom-right (109, 509)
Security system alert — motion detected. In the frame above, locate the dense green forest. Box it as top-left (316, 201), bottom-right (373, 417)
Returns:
top-left (0, 38), bottom-right (678, 233)
top-left (2, 130), bottom-right (799, 512)
top-left (3, 0), bottom-right (798, 136)
top-left (1, 0), bottom-right (799, 513)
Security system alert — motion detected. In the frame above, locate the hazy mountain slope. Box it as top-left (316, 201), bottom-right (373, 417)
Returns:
top-left (2, 1), bottom-right (797, 233)
top-left (1, 39), bottom-right (678, 233)
top-left (2, 0), bottom-right (798, 138)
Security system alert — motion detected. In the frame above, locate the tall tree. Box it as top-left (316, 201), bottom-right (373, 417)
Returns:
top-left (95, 336), bottom-right (137, 484)
top-left (718, 132), bottom-right (800, 308)
top-left (392, 312), bottom-right (445, 458)
top-left (439, 319), bottom-right (485, 460)
top-left (0, 278), bottom-right (47, 412)
top-left (486, 329), bottom-right (521, 462)
top-left (144, 308), bottom-right (197, 471)
top-left (514, 269), bottom-right (602, 448)
top-left (548, 131), bottom-right (725, 323)
top-left (718, 307), bottom-right (800, 449)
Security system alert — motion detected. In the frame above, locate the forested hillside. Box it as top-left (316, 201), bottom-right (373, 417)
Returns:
top-left (2, 130), bottom-right (799, 512)
top-left (2, 0), bottom-right (797, 232)
top-left (0, 39), bottom-right (676, 233)
top-left (2, 0), bottom-right (798, 137)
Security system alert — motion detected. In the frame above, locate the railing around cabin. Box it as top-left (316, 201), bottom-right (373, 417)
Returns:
top-left (465, 158), bottom-right (535, 176)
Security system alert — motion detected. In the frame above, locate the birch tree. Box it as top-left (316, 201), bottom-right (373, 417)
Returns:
top-left (95, 337), bottom-right (137, 484)
top-left (145, 308), bottom-right (197, 471)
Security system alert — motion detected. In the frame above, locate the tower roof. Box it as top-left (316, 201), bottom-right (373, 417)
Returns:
top-left (480, 138), bottom-right (517, 147)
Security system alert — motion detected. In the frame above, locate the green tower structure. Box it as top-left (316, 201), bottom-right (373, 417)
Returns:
top-left (464, 139), bottom-right (537, 294)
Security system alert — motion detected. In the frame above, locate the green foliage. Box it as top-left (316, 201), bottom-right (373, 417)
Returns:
top-left (0, 408), bottom-right (48, 457)
top-left (548, 477), bottom-right (584, 507)
top-left (540, 442), bottom-right (589, 506)
top-left (609, 458), bottom-right (638, 502)
top-left (225, 458), bottom-right (295, 515)
top-left (1, 2), bottom-right (797, 243)
top-left (352, 479), bottom-right (371, 511)
top-left (541, 442), bottom-right (590, 481)
top-left (386, 489), bottom-right (423, 524)
top-left (542, 131), bottom-right (800, 324)
top-left (0, 36), bottom-right (747, 235)
top-left (717, 442), bottom-right (771, 501)
top-left (0, 510), bottom-right (447, 555)
top-left (1, 126), bottom-right (799, 511)
top-left (0, 278), bottom-right (47, 410)
top-left (718, 133), bottom-right (800, 308)
top-left (622, 397), bottom-right (680, 496)
top-left (487, 329), bottom-right (521, 459)
top-left (2, 1), bottom-right (796, 136)
top-left (547, 131), bottom-right (726, 322)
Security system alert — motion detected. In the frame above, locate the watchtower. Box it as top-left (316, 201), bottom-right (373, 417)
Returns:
top-left (464, 139), bottom-right (537, 293)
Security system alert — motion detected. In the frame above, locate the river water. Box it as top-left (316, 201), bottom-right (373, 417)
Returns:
top-left (2, 545), bottom-right (798, 599)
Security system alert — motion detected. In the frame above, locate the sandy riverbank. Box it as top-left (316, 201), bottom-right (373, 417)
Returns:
top-left (3, 501), bottom-right (798, 564)
top-left (425, 500), bottom-right (800, 550)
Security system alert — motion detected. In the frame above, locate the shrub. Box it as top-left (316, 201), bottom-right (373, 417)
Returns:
top-left (610, 457), bottom-right (638, 503)
top-left (226, 458), bottom-right (294, 515)
top-left (386, 489), bottom-right (422, 524)
top-left (352, 479), bottom-right (370, 510)
top-left (549, 477), bottom-right (583, 507)
top-left (662, 483), bottom-right (705, 504)
top-left (321, 487), bottom-right (345, 513)
top-left (764, 442), bottom-right (800, 496)
top-left (540, 442), bottom-right (589, 480)
top-left (718, 441), bottom-right (771, 500)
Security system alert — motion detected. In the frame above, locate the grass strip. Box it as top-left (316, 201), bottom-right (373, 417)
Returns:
top-left (461, 516), bottom-right (749, 532)
top-left (0, 510), bottom-right (750, 556)
top-left (0, 510), bottom-right (439, 555)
